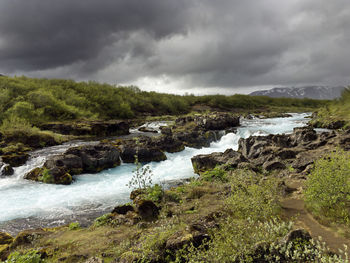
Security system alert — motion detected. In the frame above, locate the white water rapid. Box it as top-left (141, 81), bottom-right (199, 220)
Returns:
top-left (0, 113), bottom-right (310, 233)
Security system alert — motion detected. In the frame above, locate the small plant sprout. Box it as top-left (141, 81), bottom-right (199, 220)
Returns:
top-left (127, 138), bottom-right (153, 190)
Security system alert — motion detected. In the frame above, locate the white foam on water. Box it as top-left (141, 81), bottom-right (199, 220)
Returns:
top-left (0, 113), bottom-right (310, 223)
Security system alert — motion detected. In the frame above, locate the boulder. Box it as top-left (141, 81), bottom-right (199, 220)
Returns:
top-left (135, 200), bottom-right (160, 221)
top-left (262, 160), bottom-right (286, 171)
top-left (25, 143), bottom-right (121, 184)
top-left (292, 153), bottom-right (317, 172)
top-left (117, 137), bottom-right (167, 163)
top-left (196, 113), bottom-right (240, 130)
top-left (0, 162), bottom-right (14, 176)
top-left (10, 229), bottom-right (47, 248)
top-left (191, 149), bottom-right (247, 174)
top-left (154, 135), bottom-right (184, 153)
top-left (291, 126), bottom-right (318, 146)
top-left (112, 204), bottom-right (135, 215)
top-left (0, 232), bottom-right (13, 245)
top-left (138, 127), bottom-right (158, 133)
top-left (24, 167), bottom-right (72, 185)
top-left (66, 144), bottom-right (121, 173)
top-left (281, 229), bottom-right (311, 244)
top-left (1, 152), bottom-right (29, 167)
top-left (40, 120), bottom-right (130, 136)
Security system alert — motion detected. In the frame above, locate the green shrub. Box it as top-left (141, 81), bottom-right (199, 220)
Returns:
top-left (68, 222), bottom-right (81, 230)
top-left (146, 184), bottom-right (164, 203)
top-left (225, 170), bottom-right (280, 221)
top-left (305, 149), bottom-right (350, 224)
top-left (93, 213), bottom-right (113, 227)
top-left (201, 167), bottom-right (228, 182)
top-left (6, 250), bottom-right (42, 263)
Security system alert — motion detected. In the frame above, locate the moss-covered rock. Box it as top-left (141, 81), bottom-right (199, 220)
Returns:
top-left (10, 229), bottom-right (47, 249)
top-left (0, 232), bottom-right (13, 245)
top-left (1, 152), bottom-right (29, 167)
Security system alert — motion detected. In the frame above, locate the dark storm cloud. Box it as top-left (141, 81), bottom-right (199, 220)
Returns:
top-left (0, 0), bottom-right (190, 71)
top-left (0, 0), bottom-right (349, 93)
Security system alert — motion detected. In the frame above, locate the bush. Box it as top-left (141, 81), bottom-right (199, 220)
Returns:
top-left (6, 250), bottom-right (42, 263)
top-left (225, 170), bottom-right (280, 221)
top-left (201, 167), bottom-right (228, 182)
top-left (93, 213), bottom-right (113, 227)
top-left (305, 149), bottom-right (350, 224)
top-left (146, 184), bottom-right (164, 203)
top-left (68, 222), bottom-right (81, 230)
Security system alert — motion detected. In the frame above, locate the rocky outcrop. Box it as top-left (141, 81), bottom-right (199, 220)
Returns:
top-left (0, 232), bottom-right (13, 245)
top-left (0, 160), bottom-right (14, 176)
top-left (135, 200), bottom-right (160, 221)
top-left (172, 113), bottom-right (239, 149)
top-left (192, 126), bottom-right (339, 174)
top-left (175, 113), bottom-right (239, 130)
top-left (24, 144), bottom-right (121, 184)
top-left (191, 149), bottom-right (247, 174)
top-left (40, 120), bottom-right (130, 137)
top-left (1, 152), bottom-right (29, 167)
top-left (116, 137), bottom-right (167, 163)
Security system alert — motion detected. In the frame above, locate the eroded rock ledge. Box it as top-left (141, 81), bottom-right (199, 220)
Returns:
top-left (192, 126), bottom-right (350, 175)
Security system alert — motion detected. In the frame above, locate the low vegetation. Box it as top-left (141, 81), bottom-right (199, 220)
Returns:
top-left (311, 87), bottom-right (350, 128)
top-left (0, 75), bottom-right (326, 134)
top-left (4, 167), bottom-right (347, 262)
top-left (305, 149), bottom-right (350, 225)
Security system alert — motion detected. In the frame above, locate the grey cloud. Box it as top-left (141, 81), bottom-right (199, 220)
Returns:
top-left (0, 0), bottom-right (349, 92)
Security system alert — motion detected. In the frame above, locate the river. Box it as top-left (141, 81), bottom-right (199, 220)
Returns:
top-left (0, 113), bottom-right (310, 234)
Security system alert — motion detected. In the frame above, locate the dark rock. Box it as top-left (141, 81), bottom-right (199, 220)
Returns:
top-left (0, 245), bottom-right (9, 262)
top-left (25, 144), bottom-right (120, 184)
top-left (58, 254), bottom-right (88, 262)
top-left (281, 229), bottom-right (312, 244)
top-left (112, 204), bottom-right (135, 215)
top-left (165, 230), bottom-right (210, 252)
top-left (41, 120), bottom-right (130, 137)
top-left (160, 126), bottom-right (172, 136)
top-left (291, 126), bottom-right (318, 145)
top-left (24, 167), bottom-right (73, 185)
top-left (196, 113), bottom-right (240, 130)
top-left (84, 257), bottom-right (103, 263)
top-left (174, 131), bottom-right (212, 148)
top-left (154, 135), bottom-right (185, 153)
top-left (1, 152), bottom-right (29, 167)
top-left (10, 229), bottom-right (47, 248)
top-left (340, 135), bottom-right (350, 150)
top-left (0, 162), bottom-right (14, 176)
top-left (0, 232), bottom-right (13, 245)
top-left (276, 149), bottom-right (298, 160)
top-left (292, 153), bottom-right (316, 172)
top-left (117, 137), bottom-right (166, 163)
top-left (263, 160), bottom-right (286, 171)
top-left (67, 144), bottom-right (121, 173)
top-left (135, 200), bottom-right (159, 221)
top-left (138, 127), bottom-right (158, 133)
top-left (130, 189), bottom-right (146, 201)
top-left (191, 149), bottom-right (247, 174)
top-left (44, 154), bottom-right (83, 175)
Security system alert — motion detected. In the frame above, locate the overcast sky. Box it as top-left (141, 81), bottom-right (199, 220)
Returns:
top-left (0, 0), bottom-right (349, 94)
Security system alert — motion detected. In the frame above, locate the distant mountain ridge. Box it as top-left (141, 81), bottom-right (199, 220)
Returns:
top-left (249, 86), bottom-right (346, 100)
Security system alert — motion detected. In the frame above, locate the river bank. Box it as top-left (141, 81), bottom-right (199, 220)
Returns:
top-left (2, 112), bottom-right (350, 262)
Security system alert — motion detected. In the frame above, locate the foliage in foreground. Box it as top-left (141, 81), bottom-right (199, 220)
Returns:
top-left (5, 250), bottom-right (42, 263)
top-left (305, 149), bottom-right (350, 224)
